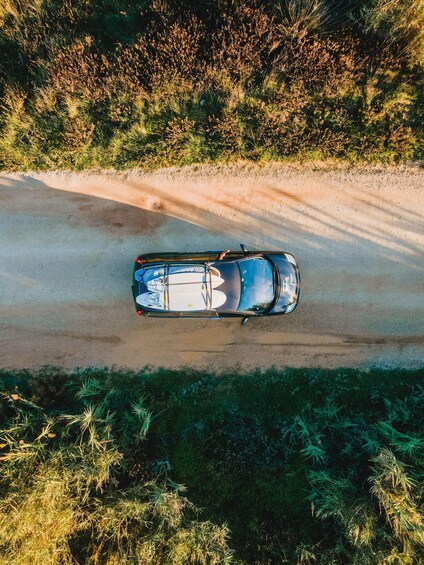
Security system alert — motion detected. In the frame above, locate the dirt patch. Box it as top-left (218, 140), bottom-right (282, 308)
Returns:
top-left (69, 200), bottom-right (165, 236)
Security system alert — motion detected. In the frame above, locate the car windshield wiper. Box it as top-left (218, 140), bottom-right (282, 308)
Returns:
top-left (263, 257), bottom-right (280, 313)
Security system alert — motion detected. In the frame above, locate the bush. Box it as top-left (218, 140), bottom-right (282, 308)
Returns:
top-left (0, 373), bottom-right (232, 564)
top-left (0, 0), bottom-right (422, 169)
top-left (1, 367), bottom-right (423, 563)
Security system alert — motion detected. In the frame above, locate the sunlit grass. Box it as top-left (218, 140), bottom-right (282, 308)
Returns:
top-left (0, 0), bottom-right (422, 170)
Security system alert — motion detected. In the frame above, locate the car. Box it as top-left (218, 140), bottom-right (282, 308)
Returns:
top-left (131, 244), bottom-right (300, 324)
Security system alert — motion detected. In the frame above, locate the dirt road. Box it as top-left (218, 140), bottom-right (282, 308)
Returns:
top-left (1, 164), bottom-right (423, 369)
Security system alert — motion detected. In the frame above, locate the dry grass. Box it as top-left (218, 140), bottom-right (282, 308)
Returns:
top-left (0, 0), bottom-right (422, 170)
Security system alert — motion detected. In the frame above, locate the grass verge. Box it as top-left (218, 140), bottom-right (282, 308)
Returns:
top-left (1, 366), bottom-right (423, 563)
top-left (0, 0), bottom-right (423, 170)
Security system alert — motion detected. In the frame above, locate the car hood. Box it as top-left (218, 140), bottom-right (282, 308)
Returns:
top-left (268, 254), bottom-right (300, 314)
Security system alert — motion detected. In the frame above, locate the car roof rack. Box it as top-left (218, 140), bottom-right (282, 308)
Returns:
top-left (164, 264), bottom-right (170, 310)
top-left (162, 262), bottom-right (213, 311)
top-left (205, 263), bottom-right (212, 309)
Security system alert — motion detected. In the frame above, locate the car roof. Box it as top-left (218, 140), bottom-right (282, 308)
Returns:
top-left (135, 262), bottom-right (241, 312)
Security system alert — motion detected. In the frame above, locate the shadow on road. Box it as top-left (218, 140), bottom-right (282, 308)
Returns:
top-left (1, 168), bottom-right (423, 369)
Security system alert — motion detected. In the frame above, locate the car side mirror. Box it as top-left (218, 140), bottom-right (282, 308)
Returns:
top-left (240, 243), bottom-right (248, 253)
top-left (241, 317), bottom-right (249, 326)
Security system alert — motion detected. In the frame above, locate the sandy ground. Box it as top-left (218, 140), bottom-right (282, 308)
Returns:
top-left (0, 163), bottom-right (423, 370)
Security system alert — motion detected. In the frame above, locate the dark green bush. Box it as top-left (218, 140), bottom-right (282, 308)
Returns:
top-left (1, 366), bottom-right (423, 563)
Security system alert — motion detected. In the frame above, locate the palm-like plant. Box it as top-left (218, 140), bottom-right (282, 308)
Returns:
top-left (369, 448), bottom-right (424, 545)
top-left (0, 382), bottom-right (232, 564)
top-left (293, 415), bottom-right (327, 465)
top-left (131, 397), bottom-right (153, 440)
top-left (378, 420), bottom-right (424, 459)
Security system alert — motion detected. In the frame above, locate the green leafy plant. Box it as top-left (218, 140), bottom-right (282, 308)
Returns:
top-left (0, 367), bottom-right (423, 563)
top-left (0, 381), bottom-right (232, 564)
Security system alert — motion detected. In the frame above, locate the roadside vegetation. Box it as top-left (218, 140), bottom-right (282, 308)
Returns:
top-left (0, 0), bottom-right (423, 170)
top-left (1, 366), bottom-right (423, 563)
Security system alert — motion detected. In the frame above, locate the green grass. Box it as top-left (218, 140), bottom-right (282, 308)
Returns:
top-left (1, 366), bottom-right (423, 563)
top-left (0, 0), bottom-right (423, 170)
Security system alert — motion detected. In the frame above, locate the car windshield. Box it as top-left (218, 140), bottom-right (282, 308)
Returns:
top-left (237, 257), bottom-right (274, 312)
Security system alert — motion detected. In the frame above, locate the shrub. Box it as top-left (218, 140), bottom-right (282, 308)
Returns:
top-left (0, 0), bottom-right (422, 169)
top-left (1, 367), bottom-right (423, 563)
top-left (0, 378), bottom-right (233, 564)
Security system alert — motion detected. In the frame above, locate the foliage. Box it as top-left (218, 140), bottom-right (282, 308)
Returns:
top-left (0, 374), bottom-right (232, 564)
top-left (0, 0), bottom-right (422, 170)
top-left (0, 366), bottom-right (423, 564)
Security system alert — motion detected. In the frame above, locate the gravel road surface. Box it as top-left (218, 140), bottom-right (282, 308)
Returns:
top-left (1, 164), bottom-right (423, 369)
